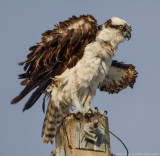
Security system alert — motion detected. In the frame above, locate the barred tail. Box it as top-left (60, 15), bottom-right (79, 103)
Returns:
top-left (42, 97), bottom-right (70, 144)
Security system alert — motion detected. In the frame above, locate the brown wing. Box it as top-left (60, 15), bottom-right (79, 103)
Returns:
top-left (99, 60), bottom-right (138, 94)
top-left (11, 15), bottom-right (98, 111)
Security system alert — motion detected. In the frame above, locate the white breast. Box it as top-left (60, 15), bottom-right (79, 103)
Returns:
top-left (55, 40), bottom-right (115, 98)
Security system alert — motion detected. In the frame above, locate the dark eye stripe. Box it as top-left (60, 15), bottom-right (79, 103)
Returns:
top-left (110, 25), bottom-right (119, 29)
top-left (110, 25), bottom-right (127, 31)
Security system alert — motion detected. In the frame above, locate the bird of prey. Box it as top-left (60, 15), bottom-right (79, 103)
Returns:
top-left (11, 15), bottom-right (138, 144)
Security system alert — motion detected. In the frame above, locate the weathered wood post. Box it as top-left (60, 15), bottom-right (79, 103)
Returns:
top-left (51, 113), bottom-right (111, 156)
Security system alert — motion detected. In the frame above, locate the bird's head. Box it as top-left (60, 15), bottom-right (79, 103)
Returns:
top-left (97, 17), bottom-right (132, 46)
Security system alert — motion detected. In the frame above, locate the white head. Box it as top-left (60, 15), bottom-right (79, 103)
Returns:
top-left (96, 17), bottom-right (132, 47)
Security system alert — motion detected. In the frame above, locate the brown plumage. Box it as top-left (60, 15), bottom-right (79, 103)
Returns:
top-left (11, 15), bottom-right (138, 144)
top-left (99, 60), bottom-right (138, 94)
top-left (11, 15), bottom-right (98, 111)
top-left (41, 88), bottom-right (70, 144)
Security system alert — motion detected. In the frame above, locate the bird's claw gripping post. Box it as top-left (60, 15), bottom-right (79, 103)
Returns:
top-left (73, 113), bottom-right (80, 120)
top-left (84, 108), bottom-right (93, 121)
top-left (93, 107), bottom-right (99, 113)
top-left (99, 110), bottom-right (108, 116)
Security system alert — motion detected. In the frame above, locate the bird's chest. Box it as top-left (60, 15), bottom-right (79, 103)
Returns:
top-left (92, 57), bottom-right (112, 83)
top-left (80, 58), bottom-right (110, 89)
top-left (81, 42), bottom-right (114, 85)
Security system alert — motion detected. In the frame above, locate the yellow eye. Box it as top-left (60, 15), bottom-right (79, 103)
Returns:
top-left (119, 26), bottom-right (124, 30)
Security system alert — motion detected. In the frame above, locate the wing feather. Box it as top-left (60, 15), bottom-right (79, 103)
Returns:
top-left (11, 15), bottom-right (98, 111)
top-left (99, 60), bottom-right (138, 94)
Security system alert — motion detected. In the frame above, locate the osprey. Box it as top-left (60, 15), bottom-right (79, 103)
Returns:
top-left (11, 15), bottom-right (138, 144)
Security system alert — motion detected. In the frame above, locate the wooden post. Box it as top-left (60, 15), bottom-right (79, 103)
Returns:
top-left (51, 113), bottom-right (111, 156)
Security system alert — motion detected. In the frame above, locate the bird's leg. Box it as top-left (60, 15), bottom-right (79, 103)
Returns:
top-left (73, 100), bottom-right (90, 115)
top-left (82, 94), bottom-right (93, 120)
top-left (71, 77), bottom-right (90, 115)
top-left (83, 94), bottom-right (92, 110)
top-left (72, 93), bottom-right (90, 115)
top-left (82, 92), bottom-right (89, 108)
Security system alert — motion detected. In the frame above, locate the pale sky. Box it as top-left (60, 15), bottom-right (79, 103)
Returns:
top-left (0, 0), bottom-right (160, 156)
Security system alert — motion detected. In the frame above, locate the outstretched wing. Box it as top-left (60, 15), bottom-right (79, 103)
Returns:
top-left (11, 15), bottom-right (98, 111)
top-left (99, 60), bottom-right (138, 94)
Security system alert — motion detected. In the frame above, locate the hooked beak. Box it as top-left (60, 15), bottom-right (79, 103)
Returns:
top-left (125, 31), bottom-right (131, 40)
top-left (125, 26), bottom-right (132, 40)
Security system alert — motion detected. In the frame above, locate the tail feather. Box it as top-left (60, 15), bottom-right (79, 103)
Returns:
top-left (42, 97), bottom-right (70, 144)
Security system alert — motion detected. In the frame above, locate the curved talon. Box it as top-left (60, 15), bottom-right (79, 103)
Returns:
top-left (73, 107), bottom-right (90, 116)
top-left (89, 108), bottom-right (93, 114)
top-left (90, 108), bottom-right (95, 117)
top-left (103, 110), bottom-right (108, 116)
top-left (86, 109), bottom-right (95, 117)
top-left (99, 110), bottom-right (108, 116)
top-left (73, 113), bottom-right (80, 120)
top-left (94, 107), bottom-right (99, 113)
top-left (84, 113), bottom-right (91, 121)
top-left (87, 108), bottom-right (94, 116)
